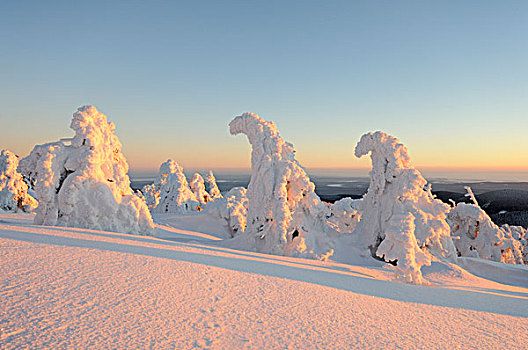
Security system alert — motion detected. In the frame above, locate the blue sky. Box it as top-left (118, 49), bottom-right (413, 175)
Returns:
top-left (1, 1), bottom-right (527, 173)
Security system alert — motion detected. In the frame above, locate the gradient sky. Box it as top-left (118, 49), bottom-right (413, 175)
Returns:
top-left (1, 1), bottom-right (527, 175)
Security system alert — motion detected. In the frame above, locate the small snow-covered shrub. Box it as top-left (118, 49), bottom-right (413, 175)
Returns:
top-left (448, 202), bottom-right (525, 264)
top-left (229, 113), bottom-right (334, 259)
top-left (0, 150), bottom-right (37, 212)
top-left (354, 131), bottom-right (457, 283)
top-left (190, 173), bottom-right (211, 205)
top-left (18, 105), bottom-right (154, 235)
top-left (207, 186), bottom-right (248, 236)
top-left (204, 170), bottom-right (222, 199)
top-left (501, 224), bottom-right (528, 264)
top-left (326, 197), bottom-right (362, 234)
top-left (141, 183), bottom-right (159, 211)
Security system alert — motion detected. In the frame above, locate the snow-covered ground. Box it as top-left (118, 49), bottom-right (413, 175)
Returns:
top-left (1, 212), bottom-right (527, 349)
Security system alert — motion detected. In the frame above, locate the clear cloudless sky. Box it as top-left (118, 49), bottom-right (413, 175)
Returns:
top-left (1, 1), bottom-right (527, 177)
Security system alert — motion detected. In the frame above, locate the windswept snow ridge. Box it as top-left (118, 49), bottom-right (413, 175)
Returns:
top-left (18, 106), bottom-right (154, 235)
top-left (354, 131), bottom-right (457, 283)
top-left (0, 150), bottom-right (37, 212)
top-left (229, 113), bottom-right (333, 259)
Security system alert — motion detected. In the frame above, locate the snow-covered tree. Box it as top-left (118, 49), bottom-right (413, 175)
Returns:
top-left (448, 201), bottom-right (525, 264)
top-left (18, 105), bottom-right (154, 235)
top-left (190, 173), bottom-right (211, 205)
top-left (204, 170), bottom-right (222, 199)
top-left (326, 197), bottom-right (362, 234)
top-left (207, 186), bottom-right (248, 236)
top-left (150, 159), bottom-right (200, 213)
top-left (141, 183), bottom-right (159, 211)
top-left (501, 224), bottom-right (528, 264)
top-left (229, 113), bottom-right (334, 259)
top-left (0, 150), bottom-right (38, 212)
top-left (354, 131), bottom-right (457, 283)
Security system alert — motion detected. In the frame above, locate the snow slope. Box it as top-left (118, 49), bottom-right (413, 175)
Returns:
top-left (1, 212), bottom-right (527, 349)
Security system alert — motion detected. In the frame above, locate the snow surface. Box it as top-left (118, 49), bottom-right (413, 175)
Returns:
top-left (1, 212), bottom-right (527, 349)
top-left (17, 106), bottom-right (154, 235)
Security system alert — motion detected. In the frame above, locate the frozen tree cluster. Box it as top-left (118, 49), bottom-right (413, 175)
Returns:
top-left (448, 201), bottom-right (525, 264)
top-left (354, 131), bottom-right (457, 283)
top-left (229, 113), bottom-right (334, 259)
top-left (144, 160), bottom-right (223, 214)
top-left (147, 160), bottom-right (200, 213)
top-left (18, 106), bottom-right (154, 235)
top-left (0, 150), bottom-right (38, 212)
top-left (4, 103), bottom-right (525, 285)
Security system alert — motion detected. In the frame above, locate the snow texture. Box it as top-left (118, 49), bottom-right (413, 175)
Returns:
top-left (0, 150), bottom-right (37, 212)
top-left (207, 186), bottom-right (248, 236)
top-left (354, 131), bottom-right (457, 283)
top-left (1, 212), bottom-right (527, 349)
top-left (150, 160), bottom-right (200, 213)
top-left (229, 113), bottom-right (333, 259)
top-left (448, 202), bottom-right (525, 264)
top-left (18, 105), bottom-right (154, 235)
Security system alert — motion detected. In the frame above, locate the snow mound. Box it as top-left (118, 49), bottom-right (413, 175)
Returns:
top-left (149, 160), bottom-right (200, 213)
top-left (18, 105), bottom-right (154, 235)
top-left (354, 131), bottom-right (457, 283)
top-left (229, 113), bottom-right (333, 259)
top-left (0, 150), bottom-right (38, 212)
top-left (207, 186), bottom-right (248, 236)
top-left (449, 202), bottom-right (525, 264)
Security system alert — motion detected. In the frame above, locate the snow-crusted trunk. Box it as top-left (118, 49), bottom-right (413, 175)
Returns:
top-left (0, 150), bottom-right (38, 212)
top-left (18, 106), bottom-right (154, 235)
top-left (229, 113), bottom-right (333, 259)
top-left (354, 131), bottom-right (457, 283)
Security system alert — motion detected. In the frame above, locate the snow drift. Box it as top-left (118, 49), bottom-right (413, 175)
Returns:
top-left (18, 105), bottom-right (154, 235)
top-left (229, 113), bottom-right (333, 259)
top-left (0, 150), bottom-right (37, 212)
top-left (354, 131), bottom-right (457, 283)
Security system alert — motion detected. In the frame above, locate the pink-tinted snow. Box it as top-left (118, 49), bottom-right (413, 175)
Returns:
top-left (1, 212), bottom-right (527, 349)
